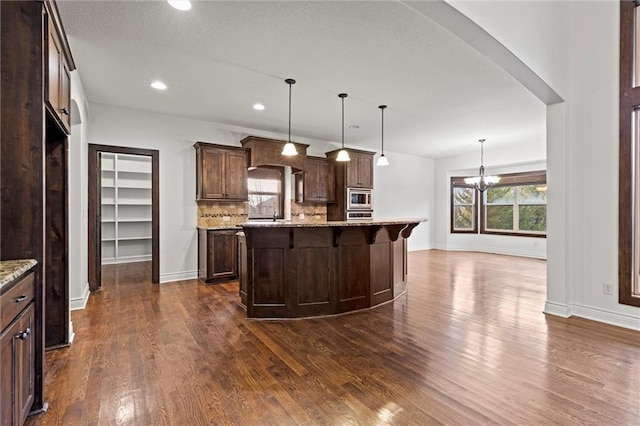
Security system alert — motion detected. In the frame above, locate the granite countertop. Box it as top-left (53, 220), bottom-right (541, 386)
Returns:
top-left (0, 259), bottom-right (37, 291)
top-left (197, 225), bottom-right (243, 230)
top-left (240, 218), bottom-right (427, 228)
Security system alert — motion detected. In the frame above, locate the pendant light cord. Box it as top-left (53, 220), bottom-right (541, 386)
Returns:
top-left (341, 97), bottom-right (345, 149)
top-left (288, 82), bottom-right (292, 143)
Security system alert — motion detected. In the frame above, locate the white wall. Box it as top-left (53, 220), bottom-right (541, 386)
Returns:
top-left (434, 140), bottom-right (546, 259)
top-left (87, 104), bottom-right (431, 282)
top-left (69, 71), bottom-right (90, 312)
top-left (373, 151), bottom-right (433, 251)
top-left (447, 0), bottom-right (639, 330)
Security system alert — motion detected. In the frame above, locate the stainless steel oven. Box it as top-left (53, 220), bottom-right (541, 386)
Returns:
top-left (347, 188), bottom-right (372, 210)
top-left (347, 210), bottom-right (373, 221)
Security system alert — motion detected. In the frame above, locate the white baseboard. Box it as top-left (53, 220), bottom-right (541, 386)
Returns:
top-left (437, 244), bottom-right (546, 260)
top-left (70, 282), bottom-right (90, 311)
top-left (545, 301), bottom-right (640, 331)
top-left (68, 320), bottom-right (75, 344)
top-left (159, 270), bottom-right (198, 284)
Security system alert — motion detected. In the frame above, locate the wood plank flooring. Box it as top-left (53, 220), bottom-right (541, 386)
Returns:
top-left (27, 250), bottom-right (640, 425)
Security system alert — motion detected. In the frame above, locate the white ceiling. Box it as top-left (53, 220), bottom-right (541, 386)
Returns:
top-left (57, 0), bottom-right (546, 158)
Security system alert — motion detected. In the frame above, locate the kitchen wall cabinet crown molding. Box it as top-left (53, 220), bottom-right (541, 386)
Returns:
top-left (240, 136), bottom-right (309, 172)
top-left (194, 142), bottom-right (249, 202)
top-left (295, 156), bottom-right (335, 204)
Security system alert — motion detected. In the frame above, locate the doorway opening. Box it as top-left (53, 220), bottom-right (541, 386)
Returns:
top-left (88, 145), bottom-right (159, 290)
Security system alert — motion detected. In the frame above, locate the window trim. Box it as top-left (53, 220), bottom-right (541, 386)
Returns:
top-left (619, 0), bottom-right (640, 307)
top-left (450, 177), bottom-right (478, 234)
top-left (247, 166), bottom-right (285, 220)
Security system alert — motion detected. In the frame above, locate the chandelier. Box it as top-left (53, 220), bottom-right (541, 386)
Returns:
top-left (464, 139), bottom-right (499, 192)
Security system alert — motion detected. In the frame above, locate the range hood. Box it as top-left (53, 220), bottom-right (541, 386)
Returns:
top-left (240, 136), bottom-right (309, 173)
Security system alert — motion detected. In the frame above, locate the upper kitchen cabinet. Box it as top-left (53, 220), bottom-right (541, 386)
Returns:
top-left (194, 142), bottom-right (249, 201)
top-left (326, 149), bottom-right (375, 189)
top-left (45, 1), bottom-right (75, 134)
top-left (295, 156), bottom-right (335, 203)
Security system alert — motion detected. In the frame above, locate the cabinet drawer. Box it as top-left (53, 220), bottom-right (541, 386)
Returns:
top-left (1, 272), bottom-right (34, 331)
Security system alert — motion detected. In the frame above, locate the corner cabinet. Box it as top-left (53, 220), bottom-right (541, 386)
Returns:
top-left (295, 156), bottom-right (335, 203)
top-left (1, 269), bottom-right (36, 426)
top-left (194, 142), bottom-right (249, 201)
top-left (198, 229), bottom-right (238, 283)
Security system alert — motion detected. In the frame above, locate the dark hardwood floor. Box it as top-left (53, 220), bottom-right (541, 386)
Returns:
top-left (27, 251), bottom-right (640, 425)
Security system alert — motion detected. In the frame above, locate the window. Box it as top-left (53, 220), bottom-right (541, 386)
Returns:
top-left (482, 184), bottom-right (547, 236)
top-left (247, 167), bottom-right (284, 220)
top-left (450, 170), bottom-right (546, 237)
top-left (450, 178), bottom-right (477, 233)
top-left (619, 1), bottom-right (640, 306)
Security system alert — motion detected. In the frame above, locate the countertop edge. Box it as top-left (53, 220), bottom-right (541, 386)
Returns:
top-left (240, 218), bottom-right (427, 228)
top-left (0, 259), bottom-right (37, 292)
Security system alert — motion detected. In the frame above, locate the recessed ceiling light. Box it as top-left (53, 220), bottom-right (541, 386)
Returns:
top-left (167, 0), bottom-right (191, 11)
top-left (253, 103), bottom-right (265, 111)
top-left (150, 81), bottom-right (167, 90)
top-left (349, 125), bottom-right (360, 129)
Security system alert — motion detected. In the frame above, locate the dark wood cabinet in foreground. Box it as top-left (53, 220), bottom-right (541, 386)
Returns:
top-left (1, 270), bottom-right (36, 426)
top-left (238, 220), bottom-right (420, 318)
top-left (198, 229), bottom-right (238, 283)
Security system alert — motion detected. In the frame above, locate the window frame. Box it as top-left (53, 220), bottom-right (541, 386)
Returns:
top-left (247, 166), bottom-right (285, 220)
top-left (618, 0), bottom-right (640, 306)
top-left (480, 171), bottom-right (547, 238)
top-left (450, 177), bottom-right (478, 234)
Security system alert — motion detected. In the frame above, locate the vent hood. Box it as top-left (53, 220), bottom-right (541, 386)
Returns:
top-left (240, 136), bottom-right (309, 172)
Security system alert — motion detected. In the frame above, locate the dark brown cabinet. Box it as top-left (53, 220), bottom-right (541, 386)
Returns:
top-left (295, 157), bottom-right (335, 203)
top-left (1, 271), bottom-right (35, 426)
top-left (345, 151), bottom-right (374, 188)
top-left (198, 229), bottom-right (238, 283)
top-left (46, 14), bottom-right (71, 133)
top-left (325, 149), bottom-right (375, 221)
top-left (194, 142), bottom-right (248, 201)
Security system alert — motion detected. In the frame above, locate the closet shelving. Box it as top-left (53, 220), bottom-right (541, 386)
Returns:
top-left (101, 153), bottom-right (152, 264)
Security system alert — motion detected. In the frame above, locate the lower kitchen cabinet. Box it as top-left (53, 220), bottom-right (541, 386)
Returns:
top-left (1, 270), bottom-right (35, 426)
top-left (198, 228), bottom-right (238, 283)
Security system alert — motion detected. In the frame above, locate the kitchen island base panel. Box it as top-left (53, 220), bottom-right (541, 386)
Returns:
top-left (239, 220), bottom-right (420, 319)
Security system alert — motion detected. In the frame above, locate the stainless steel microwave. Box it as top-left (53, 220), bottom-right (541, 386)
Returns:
top-left (347, 188), bottom-right (372, 210)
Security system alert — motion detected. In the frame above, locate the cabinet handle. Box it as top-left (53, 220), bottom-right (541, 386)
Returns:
top-left (15, 328), bottom-right (31, 340)
top-left (14, 295), bottom-right (27, 303)
top-left (61, 108), bottom-right (69, 115)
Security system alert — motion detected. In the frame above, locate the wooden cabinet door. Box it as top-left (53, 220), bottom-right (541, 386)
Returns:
top-left (224, 151), bottom-right (248, 200)
top-left (199, 147), bottom-right (225, 200)
top-left (346, 156), bottom-right (359, 188)
top-left (0, 320), bottom-right (14, 426)
top-left (305, 159), bottom-right (321, 200)
top-left (60, 58), bottom-right (71, 129)
top-left (14, 305), bottom-right (34, 426)
top-left (357, 154), bottom-right (373, 188)
top-left (316, 160), bottom-right (335, 202)
top-left (209, 231), bottom-right (237, 279)
top-left (0, 304), bottom-right (34, 426)
top-left (47, 20), bottom-right (61, 116)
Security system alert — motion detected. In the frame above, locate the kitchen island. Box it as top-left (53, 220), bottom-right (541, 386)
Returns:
top-left (238, 219), bottom-right (424, 319)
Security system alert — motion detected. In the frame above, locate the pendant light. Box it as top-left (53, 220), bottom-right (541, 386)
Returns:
top-left (464, 139), bottom-right (500, 192)
top-left (281, 78), bottom-right (297, 156)
top-left (376, 105), bottom-right (389, 167)
top-left (336, 93), bottom-right (351, 162)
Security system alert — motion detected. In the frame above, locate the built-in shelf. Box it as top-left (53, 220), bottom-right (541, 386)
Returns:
top-left (100, 153), bottom-right (152, 265)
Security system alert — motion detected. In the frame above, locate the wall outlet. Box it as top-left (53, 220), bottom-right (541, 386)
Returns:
top-left (222, 216), bottom-right (231, 222)
top-left (602, 282), bottom-right (613, 295)
top-left (299, 213), bottom-right (305, 219)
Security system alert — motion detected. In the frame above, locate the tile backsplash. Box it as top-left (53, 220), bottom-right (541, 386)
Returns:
top-left (197, 200), bottom-right (327, 227)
